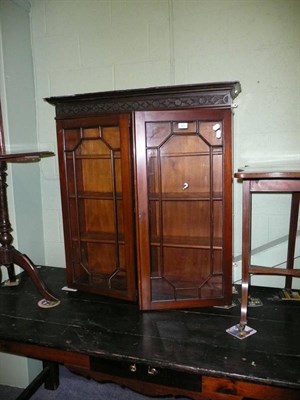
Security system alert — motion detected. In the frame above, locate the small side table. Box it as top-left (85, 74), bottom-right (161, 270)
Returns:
top-left (0, 151), bottom-right (60, 308)
top-left (228, 162), bottom-right (300, 338)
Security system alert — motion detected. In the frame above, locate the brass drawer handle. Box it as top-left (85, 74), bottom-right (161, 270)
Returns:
top-left (129, 363), bottom-right (137, 373)
top-left (148, 366), bottom-right (158, 375)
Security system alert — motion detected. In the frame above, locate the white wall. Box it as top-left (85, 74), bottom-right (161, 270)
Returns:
top-left (0, 0), bottom-right (44, 387)
top-left (0, 0), bottom-right (45, 265)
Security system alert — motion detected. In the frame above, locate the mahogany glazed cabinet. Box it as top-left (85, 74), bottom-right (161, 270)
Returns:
top-left (46, 82), bottom-right (241, 310)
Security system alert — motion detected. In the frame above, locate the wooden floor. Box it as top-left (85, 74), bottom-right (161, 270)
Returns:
top-left (0, 266), bottom-right (299, 400)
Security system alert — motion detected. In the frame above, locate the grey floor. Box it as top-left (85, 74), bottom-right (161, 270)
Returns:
top-left (0, 366), bottom-right (189, 399)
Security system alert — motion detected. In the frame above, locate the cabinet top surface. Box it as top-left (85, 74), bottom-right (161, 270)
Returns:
top-left (45, 81), bottom-right (241, 104)
top-left (234, 160), bottom-right (300, 179)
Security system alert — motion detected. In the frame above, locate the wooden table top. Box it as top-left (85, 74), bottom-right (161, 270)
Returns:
top-left (0, 266), bottom-right (299, 390)
top-left (0, 151), bottom-right (54, 163)
top-left (234, 161), bottom-right (300, 180)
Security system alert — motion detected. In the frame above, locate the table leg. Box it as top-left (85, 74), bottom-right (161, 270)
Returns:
top-left (15, 361), bottom-right (59, 400)
top-left (285, 192), bottom-right (300, 288)
top-left (0, 161), bottom-right (60, 308)
top-left (227, 180), bottom-right (256, 338)
top-left (239, 180), bottom-right (252, 327)
top-left (43, 361), bottom-right (59, 390)
top-left (6, 263), bottom-right (17, 284)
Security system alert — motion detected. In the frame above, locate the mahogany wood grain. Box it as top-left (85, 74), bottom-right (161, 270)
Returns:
top-left (235, 163), bottom-right (300, 328)
top-left (46, 83), bottom-right (240, 310)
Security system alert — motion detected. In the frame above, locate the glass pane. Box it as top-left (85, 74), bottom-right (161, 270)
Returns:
top-left (200, 121), bottom-right (223, 146)
top-left (200, 275), bottom-right (223, 298)
top-left (81, 159), bottom-right (113, 192)
top-left (160, 135), bottom-right (208, 155)
top-left (213, 201), bottom-right (222, 245)
top-left (162, 248), bottom-right (211, 282)
top-left (212, 154), bottom-right (223, 197)
top-left (83, 127), bottom-right (100, 138)
top-left (162, 201), bottom-right (210, 241)
top-left (161, 155), bottom-right (210, 195)
top-left (146, 122), bottom-right (171, 147)
top-left (149, 200), bottom-right (160, 241)
top-left (213, 250), bottom-right (222, 273)
top-left (102, 126), bottom-right (120, 149)
top-left (81, 199), bottom-right (115, 234)
top-left (64, 128), bottom-right (81, 151)
top-left (150, 247), bottom-right (224, 302)
top-left (78, 139), bottom-right (110, 156)
top-left (147, 150), bottom-right (159, 196)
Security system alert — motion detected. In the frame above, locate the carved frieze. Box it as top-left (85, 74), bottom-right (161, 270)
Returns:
top-left (55, 93), bottom-right (230, 118)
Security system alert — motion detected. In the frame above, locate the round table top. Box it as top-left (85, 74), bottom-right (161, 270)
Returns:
top-left (0, 151), bottom-right (54, 163)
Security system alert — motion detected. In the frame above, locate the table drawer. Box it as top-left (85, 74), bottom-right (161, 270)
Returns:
top-left (90, 356), bottom-right (201, 391)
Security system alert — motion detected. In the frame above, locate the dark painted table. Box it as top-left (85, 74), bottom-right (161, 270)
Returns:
top-left (0, 266), bottom-right (299, 400)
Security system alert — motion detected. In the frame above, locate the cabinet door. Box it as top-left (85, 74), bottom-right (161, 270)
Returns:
top-left (57, 113), bottom-right (136, 301)
top-left (135, 109), bottom-right (232, 310)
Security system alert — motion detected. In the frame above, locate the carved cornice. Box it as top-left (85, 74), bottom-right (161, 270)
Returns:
top-left (46, 82), bottom-right (241, 118)
top-left (55, 93), bottom-right (231, 118)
